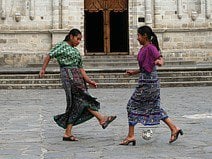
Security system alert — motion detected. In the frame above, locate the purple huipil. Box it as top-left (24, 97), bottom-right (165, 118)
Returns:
top-left (137, 43), bottom-right (161, 72)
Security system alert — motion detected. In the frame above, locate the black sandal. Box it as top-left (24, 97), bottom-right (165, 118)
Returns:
top-left (169, 129), bottom-right (183, 143)
top-left (63, 135), bottom-right (79, 141)
top-left (119, 139), bottom-right (136, 146)
top-left (101, 116), bottom-right (117, 129)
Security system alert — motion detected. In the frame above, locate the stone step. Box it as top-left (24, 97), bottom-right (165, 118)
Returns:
top-left (1, 61), bottom-right (212, 88)
top-left (28, 55), bottom-right (197, 68)
top-left (0, 70), bottom-right (212, 79)
top-left (28, 60), bottom-right (196, 68)
top-left (1, 81), bottom-right (212, 89)
top-left (1, 76), bottom-right (212, 84)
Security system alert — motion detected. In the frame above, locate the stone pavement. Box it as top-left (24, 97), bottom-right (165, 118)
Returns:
top-left (0, 87), bottom-right (212, 159)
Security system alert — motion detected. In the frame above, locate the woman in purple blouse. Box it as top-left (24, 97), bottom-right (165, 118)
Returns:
top-left (120, 26), bottom-right (183, 146)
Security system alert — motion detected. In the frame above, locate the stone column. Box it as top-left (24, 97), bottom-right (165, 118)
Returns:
top-left (128, 0), bottom-right (138, 55)
top-left (205, 0), bottom-right (211, 19)
top-left (61, 0), bottom-right (69, 29)
top-left (29, 0), bottom-right (35, 20)
top-left (52, 0), bottom-right (61, 29)
top-left (177, 0), bottom-right (182, 19)
top-left (145, 0), bottom-right (154, 27)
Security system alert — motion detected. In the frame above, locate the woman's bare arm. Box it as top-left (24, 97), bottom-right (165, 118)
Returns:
top-left (80, 68), bottom-right (97, 88)
top-left (39, 54), bottom-right (51, 78)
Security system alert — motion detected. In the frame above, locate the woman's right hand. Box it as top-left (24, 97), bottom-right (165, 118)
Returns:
top-left (126, 70), bottom-right (133, 76)
top-left (126, 69), bottom-right (140, 76)
top-left (39, 69), bottom-right (45, 78)
top-left (126, 70), bottom-right (136, 76)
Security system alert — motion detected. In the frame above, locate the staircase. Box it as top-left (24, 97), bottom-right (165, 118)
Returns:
top-left (0, 55), bottom-right (212, 89)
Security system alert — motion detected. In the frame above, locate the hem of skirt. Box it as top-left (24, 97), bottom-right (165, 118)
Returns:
top-left (54, 105), bottom-right (96, 129)
top-left (161, 116), bottom-right (169, 121)
top-left (72, 104), bottom-right (98, 125)
top-left (129, 121), bottom-right (161, 126)
top-left (53, 115), bottom-right (94, 129)
top-left (53, 116), bottom-right (68, 129)
top-left (72, 116), bottom-right (94, 126)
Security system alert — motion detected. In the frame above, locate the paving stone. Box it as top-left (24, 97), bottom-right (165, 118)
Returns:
top-left (0, 87), bottom-right (211, 159)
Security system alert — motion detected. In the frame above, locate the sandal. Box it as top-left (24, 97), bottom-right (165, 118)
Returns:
top-left (101, 116), bottom-right (117, 129)
top-left (169, 129), bottom-right (183, 143)
top-left (63, 135), bottom-right (79, 141)
top-left (119, 138), bottom-right (136, 146)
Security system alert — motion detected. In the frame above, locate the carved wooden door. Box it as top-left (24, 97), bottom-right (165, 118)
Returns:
top-left (85, 0), bottom-right (128, 54)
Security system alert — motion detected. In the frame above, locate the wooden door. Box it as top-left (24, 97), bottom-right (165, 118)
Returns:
top-left (84, 0), bottom-right (128, 55)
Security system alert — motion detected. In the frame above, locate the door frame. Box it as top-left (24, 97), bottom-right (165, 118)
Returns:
top-left (84, 0), bottom-right (129, 55)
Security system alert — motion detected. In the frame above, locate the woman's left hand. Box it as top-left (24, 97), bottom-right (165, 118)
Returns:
top-left (155, 57), bottom-right (164, 66)
top-left (89, 80), bottom-right (97, 88)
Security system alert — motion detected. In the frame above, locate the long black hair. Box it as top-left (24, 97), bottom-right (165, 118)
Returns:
top-left (64, 29), bottom-right (81, 41)
top-left (137, 26), bottom-right (160, 51)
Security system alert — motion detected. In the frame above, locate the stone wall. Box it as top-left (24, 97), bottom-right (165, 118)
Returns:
top-left (0, 0), bottom-right (211, 67)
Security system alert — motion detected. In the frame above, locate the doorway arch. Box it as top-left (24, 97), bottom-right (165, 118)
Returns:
top-left (84, 0), bottom-right (129, 55)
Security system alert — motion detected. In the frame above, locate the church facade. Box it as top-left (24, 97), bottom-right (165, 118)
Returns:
top-left (0, 0), bottom-right (211, 67)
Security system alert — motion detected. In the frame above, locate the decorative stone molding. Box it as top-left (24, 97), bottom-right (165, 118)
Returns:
top-left (14, 12), bottom-right (21, 22)
top-left (177, 0), bottom-right (182, 19)
top-left (189, 0), bottom-right (201, 21)
top-left (0, 0), bottom-right (6, 20)
top-left (0, 10), bottom-right (6, 20)
top-left (191, 11), bottom-right (198, 21)
top-left (205, 0), bottom-right (211, 19)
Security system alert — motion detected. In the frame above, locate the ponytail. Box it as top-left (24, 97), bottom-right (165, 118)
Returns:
top-left (64, 35), bottom-right (70, 41)
top-left (137, 26), bottom-right (160, 51)
top-left (63, 28), bottom-right (81, 41)
top-left (151, 32), bottom-right (160, 51)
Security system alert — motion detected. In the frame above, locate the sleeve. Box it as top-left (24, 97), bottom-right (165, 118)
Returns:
top-left (150, 45), bottom-right (161, 60)
top-left (48, 42), bottom-right (63, 58)
top-left (78, 55), bottom-right (83, 68)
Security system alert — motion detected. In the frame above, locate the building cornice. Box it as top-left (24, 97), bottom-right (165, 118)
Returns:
top-left (0, 28), bottom-right (211, 34)
top-left (153, 28), bottom-right (212, 33)
top-left (0, 29), bottom-right (70, 34)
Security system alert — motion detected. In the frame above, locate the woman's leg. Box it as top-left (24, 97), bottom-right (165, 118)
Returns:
top-left (63, 124), bottom-right (78, 141)
top-left (127, 125), bottom-right (135, 139)
top-left (120, 125), bottom-right (136, 145)
top-left (87, 108), bottom-right (116, 128)
top-left (87, 108), bottom-right (108, 124)
top-left (64, 124), bottom-right (73, 137)
top-left (163, 118), bottom-right (178, 132)
top-left (162, 117), bottom-right (183, 142)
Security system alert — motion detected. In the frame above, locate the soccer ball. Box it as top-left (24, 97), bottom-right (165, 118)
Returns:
top-left (142, 129), bottom-right (153, 140)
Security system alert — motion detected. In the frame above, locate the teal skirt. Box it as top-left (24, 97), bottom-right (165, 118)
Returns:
top-left (54, 67), bottom-right (100, 129)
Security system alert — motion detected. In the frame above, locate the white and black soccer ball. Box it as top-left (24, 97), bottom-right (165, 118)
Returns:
top-left (142, 129), bottom-right (153, 140)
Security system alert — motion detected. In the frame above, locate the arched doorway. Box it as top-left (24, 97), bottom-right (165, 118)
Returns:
top-left (84, 0), bottom-right (129, 55)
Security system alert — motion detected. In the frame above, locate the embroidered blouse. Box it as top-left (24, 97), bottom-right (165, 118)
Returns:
top-left (49, 41), bottom-right (83, 68)
top-left (137, 43), bottom-right (161, 73)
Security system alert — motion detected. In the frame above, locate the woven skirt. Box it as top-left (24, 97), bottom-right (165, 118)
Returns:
top-left (54, 67), bottom-right (100, 129)
top-left (127, 69), bottom-right (168, 126)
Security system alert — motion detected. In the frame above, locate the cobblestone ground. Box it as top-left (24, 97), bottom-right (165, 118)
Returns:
top-left (0, 87), bottom-right (211, 159)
